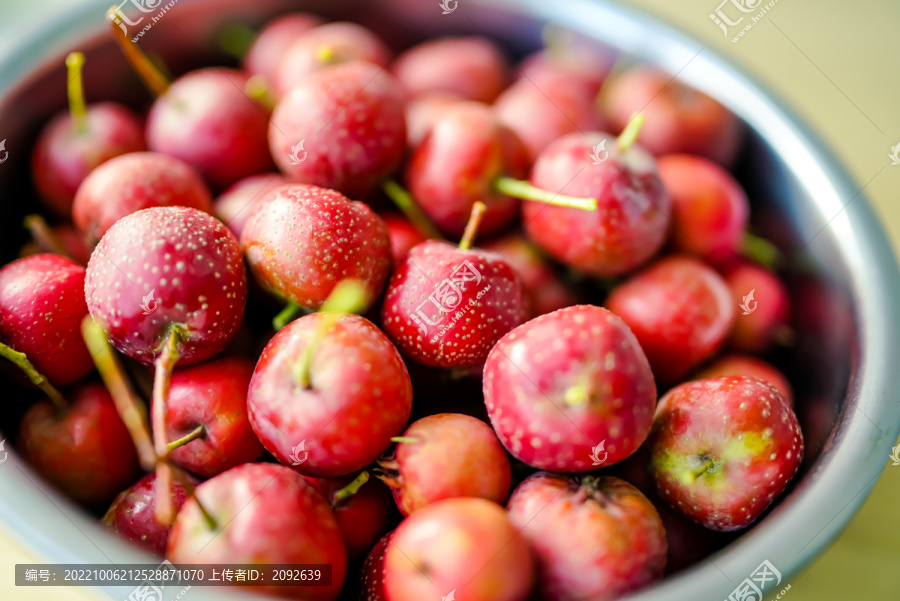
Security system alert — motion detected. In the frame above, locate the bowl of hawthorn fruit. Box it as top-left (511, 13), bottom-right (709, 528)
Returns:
top-left (0, 0), bottom-right (898, 600)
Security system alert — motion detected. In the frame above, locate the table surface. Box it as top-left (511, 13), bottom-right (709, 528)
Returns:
top-left (0, 0), bottom-right (898, 600)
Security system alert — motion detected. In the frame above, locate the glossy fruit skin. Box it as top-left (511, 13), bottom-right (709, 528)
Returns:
top-left (31, 102), bottom-right (145, 217)
top-left (383, 497), bottom-right (534, 601)
top-left (72, 152), bottom-right (213, 242)
top-left (405, 92), bottom-right (462, 148)
top-left (381, 240), bottom-right (528, 368)
top-left (359, 532), bottom-right (391, 601)
top-left (240, 184), bottom-right (392, 310)
top-left (273, 22), bottom-right (392, 97)
top-left (160, 357), bottom-right (264, 477)
top-left (85, 206), bottom-right (247, 365)
top-left (695, 354), bottom-right (793, 406)
top-left (647, 376), bottom-right (803, 531)
top-left (102, 472), bottom-right (194, 556)
top-left (380, 214), bottom-right (426, 263)
top-left (522, 131), bottom-right (671, 277)
top-left (518, 43), bottom-right (613, 100)
top-left (483, 305), bottom-right (657, 471)
top-left (657, 154), bottom-right (749, 265)
top-left (725, 261), bottom-right (791, 353)
top-left (481, 234), bottom-right (577, 318)
top-left (406, 102), bottom-right (528, 237)
top-left (213, 173), bottom-right (288, 239)
top-left (386, 413), bottom-right (512, 515)
top-left (305, 472), bottom-right (395, 560)
top-left (494, 70), bottom-right (605, 162)
top-left (247, 313), bottom-right (413, 477)
top-left (167, 463), bottom-right (347, 601)
top-left (243, 12), bottom-right (324, 86)
top-left (18, 383), bottom-right (140, 507)
top-left (147, 68), bottom-right (274, 189)
top-left (606, 255), bottom-right (734, 383)
top-left (0, 254), bottom-right (93, 386)
top-left (270, 61), bottom-right (407, 200)
top-left (507, 473), bottom-right (666, 601)
top-left (391, 37), bottom-right (509, 103)
top-left (601, 65), bottom-right (743, 166)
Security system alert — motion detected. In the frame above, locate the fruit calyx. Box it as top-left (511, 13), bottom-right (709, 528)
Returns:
top-left (686, 453), bottom-right (724, 480)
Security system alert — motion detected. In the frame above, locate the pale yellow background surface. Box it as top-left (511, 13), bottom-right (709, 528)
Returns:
top-left (0, 0), bottom-right (898, 600)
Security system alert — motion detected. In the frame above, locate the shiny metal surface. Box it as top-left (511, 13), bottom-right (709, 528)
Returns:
top-left (0, 1), bottom-right (897, 600)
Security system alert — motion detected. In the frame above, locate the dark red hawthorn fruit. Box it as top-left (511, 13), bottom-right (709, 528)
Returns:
top-left (159, 357), bottom-right (264, 477)
top-left (517, 38), bottom-right (614, 100)
top-left (383, 497), bottom-right (534, 601)
top-left (18, 383), bottom-right (140, 507)
top-left (522, 128), bottom-right (672, 277)
top-left (507, 473), bottom-right (667, 601)
top-left (695, 354), bottom-right (793, 406)
top-left (646, 376), bottom-right (803, 531)
top-left (214, 173), bottom-right (287, 239)
top-left (85, 206), bottom-right (246, 366)
top-left (269, 61), bottom-right (407, 199)
top-left (31, 52), bottom-right (145, 217)
top-left (657, 153), bottom-right (749, 265)
top-left (0, 254), bottom-right (93, 386)
top-left (243, 12), bottom-right (325, 86)
top-left (724, 260), bottom-right (791, 353)
top-left (247, 313), bottom-right (413, 477)
top-left (146, 68), bottom-right (275, 189)
top-left (359, 531), bottom-right (391, 601)
top-left (405, 92), bottom-right (462, 148)
top-left (391, 37), bottom-right (509, 103)
top-left (72, 152), bottom-right (213, 242)
top-left (406, 101), bottom-right (529, 237)
top-left (606, 255), bottom-right (734, 384)
top-left (483, 305), bottom-right (656, 471)
top-left (381, 234), bottom-right (528, 368)
top-left (378, 413), bottom-right (512, 515)
top-left (305, 471), bottom-right (395, 560)
top-left (102, 472), bottom-right (194, 556)
top-left (240, 184), bottom-right (393, 310)
top-left (601, 65), bottom-right (743, 166)
top-left (19, 220), bottom-right (94, 265)
top-left (380, 213), bottom-right (427, 263)
top-left (273, 22), bottom-right (392, 97)
top-left (167, 463), bottom-right (347, 601)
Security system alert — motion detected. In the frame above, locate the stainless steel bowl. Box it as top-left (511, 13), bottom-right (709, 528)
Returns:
top-left (1, 1), bottom-right (898, 600)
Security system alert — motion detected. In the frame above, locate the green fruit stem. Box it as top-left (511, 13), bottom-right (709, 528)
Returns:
top-left (273, 302), bottom-right (303, 331)
top-left (107, 6), bottom-right (170, 97)
top-left (493, 177), bottom-right (598, 212)
top-left (390, 436), bottom-right (419, 444)
top-left (66, 52), bottom-right (89, 135)
top-left (152, 324), bottom-right (183, 525)
top-left (381, 180), bottom-right (443, 240)
top-left (0, 342), bottom-right (67, 412)
top-left (741, 232), bottom-right (782, 268)
top-left (215, 22), bottom-right (257, 60)
top-left (458, 201), bottom-right (487, 251)
top-left (333, 471), bottom-right (370, 505)
top-left (292, 279), bottom-right (369, 389)
top-left (81, 316), bottom-right (156, 471)
top-left (617, 113), bottom-right (645, 153)
top-left (166, 425), bottom-right (204, 453)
